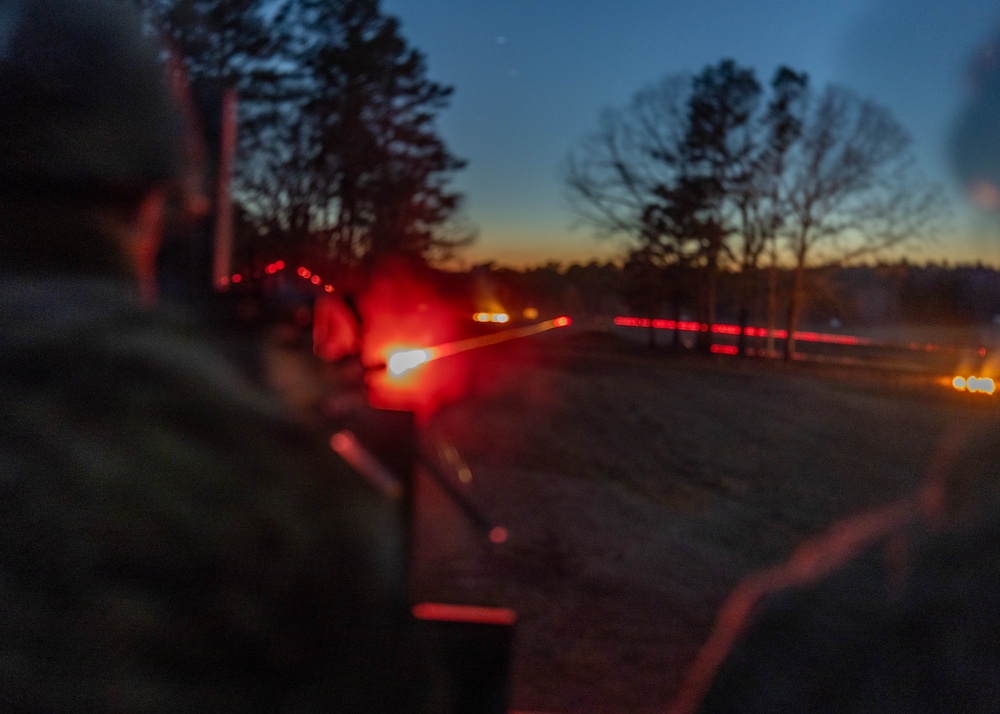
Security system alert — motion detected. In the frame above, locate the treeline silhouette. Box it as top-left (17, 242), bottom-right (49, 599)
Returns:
top-left (462, 260), bottom-right (1000, 329)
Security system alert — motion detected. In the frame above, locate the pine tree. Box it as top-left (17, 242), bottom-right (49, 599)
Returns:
top-left (132, 0), bottom-right (470, 272)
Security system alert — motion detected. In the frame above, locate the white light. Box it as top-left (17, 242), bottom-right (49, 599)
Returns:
top-left (387, 349), bottom-right (429, 376)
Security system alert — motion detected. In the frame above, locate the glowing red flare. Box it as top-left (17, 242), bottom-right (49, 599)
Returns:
top-left (553, 316), bottom-right (572, 327)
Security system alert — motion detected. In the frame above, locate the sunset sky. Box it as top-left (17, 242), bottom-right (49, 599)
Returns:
top-left (380, 0), bottom-right (1000, 268)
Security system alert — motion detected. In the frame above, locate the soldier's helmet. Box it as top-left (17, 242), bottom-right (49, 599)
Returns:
top-left (0, 0), bottom-right (189, 201)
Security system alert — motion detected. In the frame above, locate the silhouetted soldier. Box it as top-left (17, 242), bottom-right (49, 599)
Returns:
top-left (0, 0), bottom-right (432, 710)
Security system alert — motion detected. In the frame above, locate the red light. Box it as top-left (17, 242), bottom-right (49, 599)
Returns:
top-left (275, 260), bottom-right (285, 270)
top-left (412, 603), bottom-right (517, 626)
top-left (489, 526), bottom-right (508, 544)
top-left (298, 267), bottom-right (311, 279)
top-left (311, 275), bottom-right (322, 285)
top-left (360, 262), bottom-right (467, 415)
top-left (324, 284), bottom-right (335, 293)
top-left (231, 274), bottom-right (242, 283)
top-left (711, 324), bottom-right (740, 335)
top-left (553, 316), bottom-right (572, 327)
top-left (265, 264), bottom-right (276, 274)
top-left (710, 344), bottom-right (739, 355)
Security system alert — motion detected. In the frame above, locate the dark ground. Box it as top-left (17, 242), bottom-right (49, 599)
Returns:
top-left (267, 327), bottom-right (1000, 714)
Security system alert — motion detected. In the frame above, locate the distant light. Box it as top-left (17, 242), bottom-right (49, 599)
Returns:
top-left (275, 260), bottom-right (285, 270)
top-left (489, 526), bottom-right (508, 544)
top-left (711, 324), bottom-right (740, 336)
top-left (523, 307), bottom-right (539, 320)
top-left (969, 179), bottom-right (1000, 211)
top-left (324, 284), bottom-right (335, 293)
top-left (967, 376), bottom-right (996, 395)
top-left (492, 313), bottom-right (510, 323)
top-left (553, 316), bottom-right (572, 327)
top-left (710, 344), bottom-right (739, 355)
top-left (298, 267), bottom-right (311, 279)
top-left (954, 375), bottom-right (996, 395)
top-left (231, 274), bottom-right (242, 284)
top-left (310, 275), bottom-right (322, 285)
top-left (219, 276), bottom-right (230, 287)
top-left (473, 312), bottom-right (490, 322)
top-left (387, 349), bottom-right (430, 376)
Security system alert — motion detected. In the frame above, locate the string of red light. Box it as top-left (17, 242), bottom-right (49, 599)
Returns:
top-left (613, 316), bottom-right (869, 346)
top-left (611, 315), bottom-right (982, 354)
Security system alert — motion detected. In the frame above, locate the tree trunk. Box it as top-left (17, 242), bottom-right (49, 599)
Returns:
top-left (697, 258), bottom-right (718, 354)
top-left (671, 296), bottom-right (682, 349)
top-left (737, 304), bottom-right (750, 356)
top-left (736, 266), bottom-right (759, 357)
top-left (783, 255), bottom-right (806, 361)
top-left (766, 261), bottom-right (778, 357)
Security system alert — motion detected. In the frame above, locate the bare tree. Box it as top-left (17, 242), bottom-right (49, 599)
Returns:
top-left (780, 85), bottom-right (945, 359)
top-left (564, 74), bottom-right (692, 244)
top-left (565, 62), bottom-right (788, 351)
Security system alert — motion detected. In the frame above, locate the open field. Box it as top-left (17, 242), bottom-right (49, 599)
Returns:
top-left (269, 327), bottom-right (1000, 713)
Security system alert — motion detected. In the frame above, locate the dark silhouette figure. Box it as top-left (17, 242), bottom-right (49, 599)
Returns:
top-left (0, 0), bottom-right (430, 710)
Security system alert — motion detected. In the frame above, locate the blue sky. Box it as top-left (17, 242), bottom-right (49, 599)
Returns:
top-left (380, 0), bottom-right (1000, 267)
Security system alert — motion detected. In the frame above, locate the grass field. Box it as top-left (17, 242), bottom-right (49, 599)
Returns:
top-left (265, 326), bottom-right (1000, 713)
top-left (398, 329), bottom-right (1000, 714)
